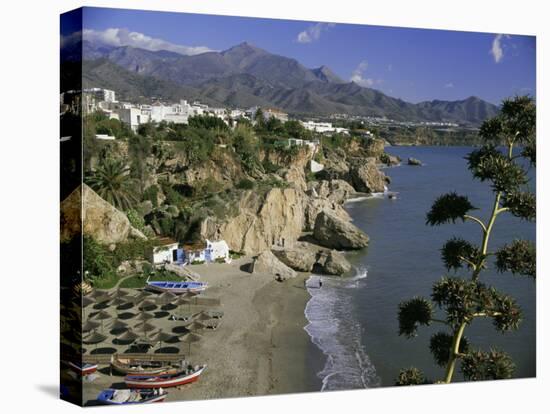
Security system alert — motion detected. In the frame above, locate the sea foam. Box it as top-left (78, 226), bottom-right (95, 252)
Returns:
top-left (304, 267), bottom-right (380, 391)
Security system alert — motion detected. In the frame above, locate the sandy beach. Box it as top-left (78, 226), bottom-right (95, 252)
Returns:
top-left (81, 257), bottom-right (323, 405)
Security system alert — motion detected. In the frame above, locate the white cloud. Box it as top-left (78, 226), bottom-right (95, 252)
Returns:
top-left (63, 28), bottom-right (214, 56)
top-left (350, 60), bottom-right (382, 87)
top-left (444, 82), bottom-right (454, 88)
top-left (296, 22), bottom-right (335, 44)
top-left (491, 34), bottom-right (510, 63)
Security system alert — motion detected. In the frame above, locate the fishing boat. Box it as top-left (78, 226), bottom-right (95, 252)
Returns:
top-left (125, 365), bottom-right (206, 389)
top-left (111, 355), bottom-right (185, 376)
top-left (97, 388), bottom-right (167, 405)
top-left (67, 361), bottom-right (98, 376)
top-left (146, 278), bottom-right (208, 294)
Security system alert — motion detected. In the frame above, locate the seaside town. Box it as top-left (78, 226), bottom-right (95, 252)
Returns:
top-left (59, 7), bottom-right (536, 407)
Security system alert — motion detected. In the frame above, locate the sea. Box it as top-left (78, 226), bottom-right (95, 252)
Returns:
top-left (304, 146), bottom-right (536, 390)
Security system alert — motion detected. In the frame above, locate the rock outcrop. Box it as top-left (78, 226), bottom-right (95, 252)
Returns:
top-left (316, 250), bottom-right (352, 275)
top-left (273, 243), bottom-right (317, 272)
top-left (274, 243), bottom-right (352, 275)
top-left (248, 250), bottom-right (297, 281)
top-left (348, 159), bottom-right (387, 193)
top-left (309, 179), bottom-right (356, 204)
top-left (200, 187), bottom-right (305, 255)
top-left (60, 185), bottom-right (146, 244)
top-left (407, 157), bottom-right (422, 166)
top-left (313, 210), bottom-right (369, 250)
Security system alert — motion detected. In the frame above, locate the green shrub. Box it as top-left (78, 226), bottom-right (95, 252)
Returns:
top-left (236, 178), bottom-right (256, 190)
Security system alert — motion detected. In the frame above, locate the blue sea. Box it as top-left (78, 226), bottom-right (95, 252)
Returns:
top-left (304, 146), bottom-right (536, 389)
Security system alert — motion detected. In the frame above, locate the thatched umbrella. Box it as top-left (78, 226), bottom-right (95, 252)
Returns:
top-left (113, 288), bottom-right (131, 298)
top-left (138, 299), bottom-right (157, 312)
top-left (184, 321), bottom-right (206, 332)
top-left (131, 290), bottom-right (152, 304)
top-left (82, 320), bottom-right (100, 333)
top-left (179, 332), bottom-right (202, 356)
top-left (90, 309), bottom-right (111, 330)
top-left (110, 296), bottom-right (131, 308)
top-left (87, 289), bottom-right (111, 299)
top-left (192, 311), bottom-right (214, 322)
top-left (83, 330), bottom-right (108, 353)
top-left (115, 328), bottom-right (140, 345)
top-left (109, 319), bottom-right (129, 335)
top-left (82, 296), bottom-right (95, 319)
top-left (134, 311), bottom-right (154, 322)
top-left (135, 321), bottom-right (156, 336)
top-left (147, 330), bottom-right (175, 351)
top-left (174, 293), bottom-right (193, 315)
top-left (156, 291), bottom-right (177, 307)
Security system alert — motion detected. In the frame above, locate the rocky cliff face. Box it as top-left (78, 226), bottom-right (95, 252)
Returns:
top-left (200, 187), bottom-right (305, 254)
top-left (60, 184), bottom-right (146, 244)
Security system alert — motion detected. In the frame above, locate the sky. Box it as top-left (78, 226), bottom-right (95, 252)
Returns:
top-left (66, 7), bottom-right (536, 104)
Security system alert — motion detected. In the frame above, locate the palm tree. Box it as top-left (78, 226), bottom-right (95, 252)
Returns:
top-left (86, 158), bottom-right (138, 211)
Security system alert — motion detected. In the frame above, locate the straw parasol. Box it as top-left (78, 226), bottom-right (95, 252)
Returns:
top-left (135, 321), bottom-right (156, 336)
top-left (130, 290), bottom-right (152, 304)
top-left (83, 330), bottom-right (108, 344)
top-left (138, 299), bottom-right (157, 311)
top-left (184, 321), bottom-right (206, 332)
top-left (113, 288), bottom-right (131, 298)
top-left (110, 296), bottom-right (131, 308)
top-left (179, 332), bottom-right (202, 356)
top-left (82, 296), bottom-right (95, 319)
top-left (90, 309), bottom-right (112, 330)
top-left (109, 319), bottom-right (129, 334)
top-left (83, 330), bottom-right (108, 353)
top-left (115, 328), bottom-right (140, 345)
top-left (147, 330), bottom-right (176, 351)
top-left (134, 311), bottom-right (154, 322)
top-left (82, 320), bottom-right (100, 333)
top-left (87, 289), bottom-right (111, 299)
top-left (156, 291), bottom-right (177, 306)
top-left (192, 311), bottom-right (214, 322)
top-left (174, 293), bottom-right (194, 314)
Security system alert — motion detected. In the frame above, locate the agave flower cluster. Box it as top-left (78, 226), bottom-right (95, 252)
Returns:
top-left (396, 96), bottom-right (536, 386)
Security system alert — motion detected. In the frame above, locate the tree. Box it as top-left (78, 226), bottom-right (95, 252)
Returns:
top-left (396, 96), bottom-right (536, 385)
top-left (85, 157), bottom-right (138, 211)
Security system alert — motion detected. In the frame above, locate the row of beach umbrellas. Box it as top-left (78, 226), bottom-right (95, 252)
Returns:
top-left (81, 288), bottom-right (210, 355)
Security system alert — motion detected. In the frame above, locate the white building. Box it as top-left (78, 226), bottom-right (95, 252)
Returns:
top-left (151, 238), bottom-right (180, 265)
top-left (301, 120), bottom-right (350, 135)
top-left (84, 88), bottom-right (117, 103)
top-left (118, 107), bottom-right (151, 132)
top-left (287, 138), bottom-right (320, 153)
top-left (183, 239), bottom-right (231, 264)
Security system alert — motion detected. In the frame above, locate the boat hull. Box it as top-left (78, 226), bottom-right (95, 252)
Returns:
top-left (146, 280), bottom-right (207, 294)
top-left (125, 366), bottom-right (206, 389)
top-left (97, 389), bottom-right (167, 405)
top-left (68, 362), bottom-right (97, 376)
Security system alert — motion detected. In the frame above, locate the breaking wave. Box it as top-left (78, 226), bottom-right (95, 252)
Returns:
top-left (304, 267), bottom-right (380, 391)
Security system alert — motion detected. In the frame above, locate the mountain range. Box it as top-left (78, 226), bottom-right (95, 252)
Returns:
top-left (63, 40), bottom-right (499, 125)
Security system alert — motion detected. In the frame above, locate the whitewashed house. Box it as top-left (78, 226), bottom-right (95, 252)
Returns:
top-left (150, 238), bottom-right (180, 265)
top-left (183, 239), bottom-right (231, 264)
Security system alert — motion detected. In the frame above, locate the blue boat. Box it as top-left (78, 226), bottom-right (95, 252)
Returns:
top-left (146, 278), bottom-right (208, 294)
top-left (97, 388), bottom-right (167, 405)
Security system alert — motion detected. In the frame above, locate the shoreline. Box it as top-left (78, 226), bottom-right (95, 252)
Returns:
top-left (82, 257), bottom-right (324, 403)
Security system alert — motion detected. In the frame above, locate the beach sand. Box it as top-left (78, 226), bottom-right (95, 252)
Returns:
top-left (81, 257), bottom-right (323, 404)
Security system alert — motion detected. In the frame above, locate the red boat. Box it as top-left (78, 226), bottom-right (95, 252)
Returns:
top-left (125, 365), bottom-right (206, 389)
top-left (67, 361), bottom-right (98, 376)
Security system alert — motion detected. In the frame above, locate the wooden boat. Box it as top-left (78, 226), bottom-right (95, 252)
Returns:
top-left (67, 361), bottom-right (98, 376)
top-left (125, 365), bottom-right (207, 389)
top-left (111, 355), bottom-right (184, 376)
top-left (146, 278), bottom-right (208, 294)
top-left (97, 388), bottom-right (167, 405)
